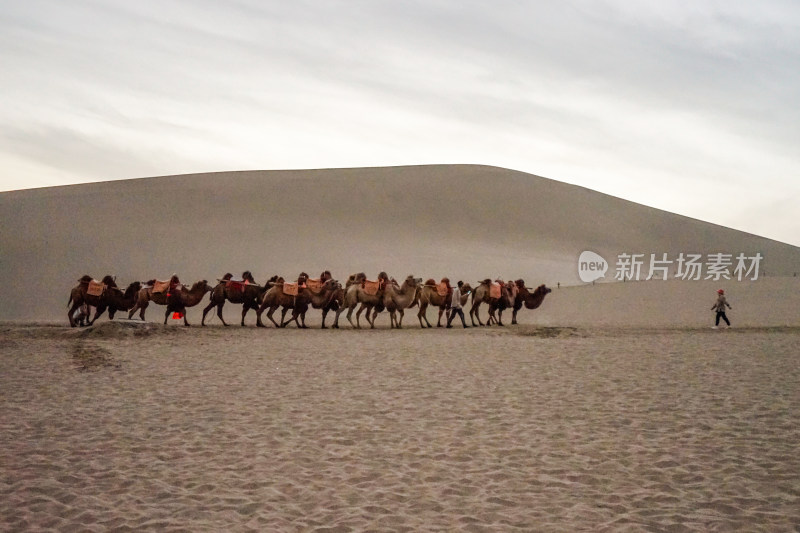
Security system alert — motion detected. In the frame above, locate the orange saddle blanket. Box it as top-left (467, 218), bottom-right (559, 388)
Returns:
top-left (489, 283), bottom-right (502, 299)
top-left (152, 280), bottom-right (171, 294)
top-left (87, 280), bottom-right (105, 297)
top-left (437, 282), bottom-right (450, 297)
top-left (282, 282), bottom-right (299, 296)
top-left (306, 278), bottom-right (323, 294)
top-left (362, 280), bottom-right (382, 296)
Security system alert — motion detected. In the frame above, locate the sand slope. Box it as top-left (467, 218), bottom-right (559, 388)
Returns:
top-left (1, 165), bottom-right (798, 322)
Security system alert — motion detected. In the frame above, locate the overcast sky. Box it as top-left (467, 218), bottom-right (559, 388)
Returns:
top-left (2, 1), bottom-right (799, 245)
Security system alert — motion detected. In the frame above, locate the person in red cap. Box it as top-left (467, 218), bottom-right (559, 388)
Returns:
top-left (711, 288), bottom-right (732, 329)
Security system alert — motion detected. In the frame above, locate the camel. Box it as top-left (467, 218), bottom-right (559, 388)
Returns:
top-left (68, 275), bottom-right (103, 327)
top-left (163, 280), bottom-right (214, 326)
top-left (256, 276), bottom-right (341, 328)
top-left (469, 279), bottom-right (516, 327)
top-left (330, 273), bottom-right (365, 328)
top-left (383, 276), bottom-right (422, 329)
top-left (417, 280), bottom-right (473, 328)
top-left (341, 272), bottom-right (390, 329)
top-left (68, 275), bottom-right (140, 326)
top-left (510, 281), bottom-right (552, 325)
top-left (201, 271), bottom-right (273, 326)
top-left (128, 275), bottom-right (183, 321)
top-left (323, 284), bottom-right (345, 328)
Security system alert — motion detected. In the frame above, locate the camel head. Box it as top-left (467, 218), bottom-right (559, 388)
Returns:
top-left (404, 275), bottom-right (422, 288)
top-left (537, 284), bottom-right (552, 295)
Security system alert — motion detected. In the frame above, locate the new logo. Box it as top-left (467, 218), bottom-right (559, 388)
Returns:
top-left (578, 251), bottom-right (608, 283)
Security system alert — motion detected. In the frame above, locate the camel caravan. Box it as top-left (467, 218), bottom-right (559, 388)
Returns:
top-left (68, 271), bottom-right (551, 329)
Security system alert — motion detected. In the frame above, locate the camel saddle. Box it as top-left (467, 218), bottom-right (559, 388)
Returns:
top-left (489, 282), bottom-right (502, 299)
top-left (152, 279), bottom-right (171, 294)
top-left (87, 280), bottom-right (105, 297)
top-left (225, 279), bottom-right (249, 293)
top-left (282, 282), bottom-right (299, 296)
top-left (306, 278), bottom-right (324, 294)
top-left (361, 279), bottom-right (383, 296)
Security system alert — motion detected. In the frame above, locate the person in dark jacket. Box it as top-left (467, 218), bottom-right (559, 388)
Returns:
top-left (711, 288), bottom-right (732, 328)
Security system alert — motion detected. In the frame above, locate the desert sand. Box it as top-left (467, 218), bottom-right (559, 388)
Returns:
top-left (2, 317), bottom-right (799, 532)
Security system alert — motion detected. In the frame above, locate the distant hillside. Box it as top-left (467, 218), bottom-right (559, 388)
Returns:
top-left (2, 165), bottom-right (798, 321)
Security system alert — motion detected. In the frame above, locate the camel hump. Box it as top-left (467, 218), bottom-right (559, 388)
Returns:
top-left (101, 275), bottom-right (117, 287)
top-left (425, 278), bottom-right (436, 286)
top-left (78, 274), bottom-right (93, 284)
top-left (516, 279), bottom-right (526, 288)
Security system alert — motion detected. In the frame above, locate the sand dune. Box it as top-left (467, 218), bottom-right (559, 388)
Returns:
top-left (3, 165), bottom-right (800, 530)
top-left (1, 165), bottom-right (798, 323)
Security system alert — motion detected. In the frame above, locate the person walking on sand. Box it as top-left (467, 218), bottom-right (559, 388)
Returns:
top-left (711, 288), bottom-right (732, 329)
top-left (446, 281), bottom-right (470, 329)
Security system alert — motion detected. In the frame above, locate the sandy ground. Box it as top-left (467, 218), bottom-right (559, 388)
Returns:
top-left (2, 320), bottom-right (799, 532)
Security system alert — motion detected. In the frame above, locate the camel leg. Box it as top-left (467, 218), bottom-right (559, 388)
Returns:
top-left (417, 303), bottom-right (428, 328)
top-left (89, 304), bottom-right (108, 325)
top-left (164, 308), bottom-right (170, 325)
top-left (267, 306), bottom-right (281, 328)
top-left (241, 304), bottom-right (251, 327)
top-left (256, 303), bottom-right (267, 328)
top-left (321, 309), bottom-right (329, 329)
top-left (355, 304), bottom-right (364, 329)
top-left (397, 309), bottom-right (404, 329)
top-left (497, 309), bottom-right (505, 326)
top-left (349, 304), bottom-right (362, 329)
top-left (511, 308), bottom-right (519, 325)
top-left (201, 302), bottom-right (215, 326)
top-left (469, 302), bottom-right (483, 326)
top-left (334, 307), bottom-right (344, 329)
top-left (138, 301), bottom-right (148, 321)
top-left (281, 307), bottom-right (300, 328)
top-left (217, 302), bottom-right (229, 326)
top-left (366, 305), bottom-right (379, 329)
top-left (437, 307), bottom-right (446, 327)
